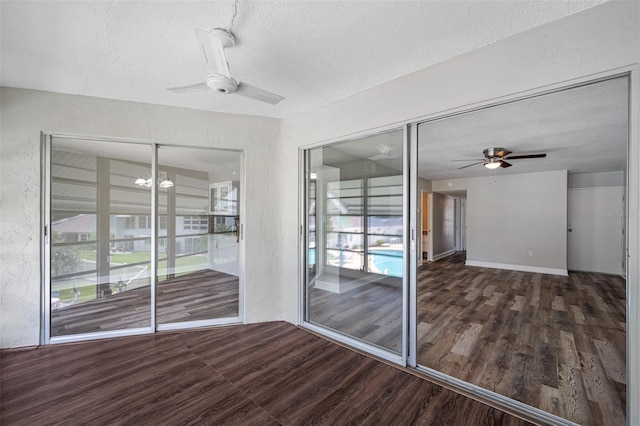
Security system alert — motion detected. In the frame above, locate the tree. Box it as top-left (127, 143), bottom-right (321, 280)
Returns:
top-left (51, 231), bottom-right (80, 277)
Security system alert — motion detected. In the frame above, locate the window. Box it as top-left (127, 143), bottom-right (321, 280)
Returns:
top-left (324, 176), bottom-right (403, 276)
top-left (303, 127), bottom-right (405, 356)
top-left (124, 216), bottom-right (136, 229)
top-left (182, 216), bottom-right (208, 231)
top-left (326, 179), bottom-right (364, 271)
top-left (137, 215), bottom-right (150, 229)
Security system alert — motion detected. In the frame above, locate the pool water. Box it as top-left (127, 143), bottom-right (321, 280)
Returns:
top-left (308, 248), bottom-right (403, 278)
top-left (369, 250), bottom-right (403, 277)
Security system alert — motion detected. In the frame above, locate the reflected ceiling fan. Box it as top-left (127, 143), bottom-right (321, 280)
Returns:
top-left (368, 143), bottom-right (401, 160)
top-left (454, 147), bottom-right (546, 170)
top-left (166, 28), bottom-right (285, 105)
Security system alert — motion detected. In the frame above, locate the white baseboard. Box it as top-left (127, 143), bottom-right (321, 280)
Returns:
top-left (432, 249), bottom-right (456, 261)
top-left (465, 260), bottom-right (568, 276)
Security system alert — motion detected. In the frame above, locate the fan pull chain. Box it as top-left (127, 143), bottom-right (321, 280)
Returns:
top-left (228, 0), bottom-right (239, 32)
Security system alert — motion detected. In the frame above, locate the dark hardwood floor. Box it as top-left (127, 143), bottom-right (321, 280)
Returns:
top-left (0, 322), bottom-right (531, 426)
top-left (51, 269), bottom-right (239, 336)
top-left (308, 277), bottom-right (402, 352)
top-left (308, 253), bottom-right (626, 425)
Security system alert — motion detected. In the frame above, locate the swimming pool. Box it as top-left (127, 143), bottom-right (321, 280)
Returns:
top-left (308, 248), bottom-right (403, 278)
top-left (369, 250), bottom-right (403, 278)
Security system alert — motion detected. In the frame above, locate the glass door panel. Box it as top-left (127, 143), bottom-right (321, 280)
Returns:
top-left (156, 146), bottom-right (241, 325)
top-left (413, 77), bottom-right (628, 425)
top-left (304, 129), bottom-right (405, 355)
top-left (50, 139), bottom-right (152, 337)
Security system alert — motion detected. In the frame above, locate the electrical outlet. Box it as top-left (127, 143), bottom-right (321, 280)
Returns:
top-left (527, 250), bottom-right (533, 257)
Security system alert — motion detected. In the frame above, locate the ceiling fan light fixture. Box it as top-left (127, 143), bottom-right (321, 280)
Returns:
top-left (484, 158), bottom-right (502, 170)
top-left (134, 177), bottom-right (147, 186)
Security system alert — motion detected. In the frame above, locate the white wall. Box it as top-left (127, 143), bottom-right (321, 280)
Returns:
top-left (0, 88), bottom-right (282, 348)
top-left (568, 170), bottom-right (625, 188)
top-left (463, 170), bottom-right (568, 273)
top-left (431, 193), bottom-right (455, 258)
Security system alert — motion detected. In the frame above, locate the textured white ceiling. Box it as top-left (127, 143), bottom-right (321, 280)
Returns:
top-left (309, 77), bottom-right (628, 181)
top-left (417, 76), bottom-right (629, 181)
top-left (0, 0), bottom-right (606, 119)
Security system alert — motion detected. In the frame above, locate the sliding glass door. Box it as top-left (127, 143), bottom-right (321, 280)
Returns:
top-left (46, 137), bottom-right (243, 341)
top-left (49, 139), bottom-right (153, 337)
top-left (412, 76), bottom-right (629, 426)
top-left (302, 128), bottom-right (407, 362)
top-left (156, 146), bottom-right (241, 327)
top-left (300, 75), bottom-right (631, 426)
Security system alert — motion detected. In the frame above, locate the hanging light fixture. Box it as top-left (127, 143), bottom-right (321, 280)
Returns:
top-left (159, 175), bottom-right (174, 188)
top-left (134, 174), bottom-right (173, 188)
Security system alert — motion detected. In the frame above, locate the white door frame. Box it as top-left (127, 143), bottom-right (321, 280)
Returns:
top-left (420, 190), bottom-right (433, 263)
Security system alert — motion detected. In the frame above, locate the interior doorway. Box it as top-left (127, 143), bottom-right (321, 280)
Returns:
top-left (421, 191), bottom-right (431, 262)
top-left (568, 186), bottom-right (625, 275)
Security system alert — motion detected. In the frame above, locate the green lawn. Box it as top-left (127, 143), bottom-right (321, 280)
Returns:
top-left (79, 250), bottom-right (206, 268)
top-left (79, 250), bottom-right (151, 264)
top-left (53, 252), bottom-right (209, 303)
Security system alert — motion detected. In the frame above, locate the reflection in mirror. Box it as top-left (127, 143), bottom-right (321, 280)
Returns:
top-left (50, 140), bottom-right (152, 336)
top-left (156, 146), bottom-right (241, 324)
top-left (416, 76), bottom-right (628, 425)
top-left (305, 129), bottom-right (405, 353)
top-left (49, 140), bottom-right (242, 337)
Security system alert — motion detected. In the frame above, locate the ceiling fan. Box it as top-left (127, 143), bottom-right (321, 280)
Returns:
top-left (368, 143), bottom-right (401, 160)
top-left (454, 147), bottom-right (547, 170)
top-left (167, 28), bottom-right (285, 105)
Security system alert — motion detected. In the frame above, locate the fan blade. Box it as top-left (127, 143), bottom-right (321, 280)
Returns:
top-left (195, 28), bottom-right (231, 78)
top-left (457, 161), bottom-right (484, 170)
top-left (236, 82), bottom-right (284, 105)
top-left (166, 82), bottom-right (209, 93)
top-left (506, 153), bottom-right (547, 160)
top-left (495, 149), bottom-right (512, 158)
top-left (500, 160), bottom-right (513, 168)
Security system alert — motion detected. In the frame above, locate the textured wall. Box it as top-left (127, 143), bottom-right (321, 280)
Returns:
top-left (0, 88), bottom-right (282, 348)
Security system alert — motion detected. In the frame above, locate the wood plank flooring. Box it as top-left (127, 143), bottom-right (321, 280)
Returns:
top-left (0, 322), bottom-right (532, 426)
top-left (308, 253), bottom-right (626, 425)
top-left (308, 277), bottom-right (402, 352)
top-left (51, 269), bottom-right (238, 336)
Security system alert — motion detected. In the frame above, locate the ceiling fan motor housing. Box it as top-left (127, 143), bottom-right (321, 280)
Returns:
top-left (206, 74), bottom-right (239, 94)
top-left (483, 147), bottom-right (509, 158)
